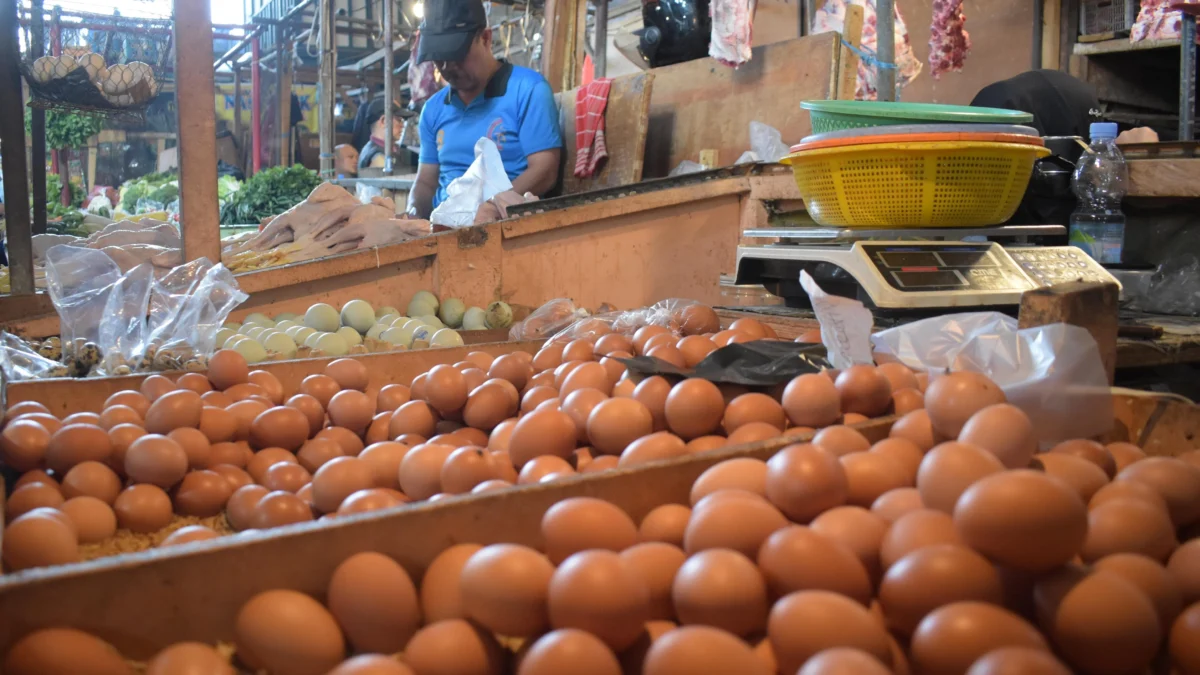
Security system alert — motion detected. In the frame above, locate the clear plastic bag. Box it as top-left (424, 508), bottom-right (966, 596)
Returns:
top-left (545, 298), bottom-right (706, 342)
top-left (44, 244), bottom-right (246, 377)
top-left (1122, 254), bottom-right (1200, 316)
top-left (871, 312), bottom-right (1113, 443)
top-left (509, 298), bottom-right (590, 341)
top-left (0, 333), bottom-right (70, 381)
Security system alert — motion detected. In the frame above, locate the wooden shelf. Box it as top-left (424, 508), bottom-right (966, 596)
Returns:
top-left (1128, 158), bottom-right (1200, 198)
top-left (1074, 37), bottom-right (1182, 55)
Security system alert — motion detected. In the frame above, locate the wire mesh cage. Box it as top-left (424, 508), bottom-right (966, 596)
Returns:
top-left (19, 9), bottom-right (173, 119)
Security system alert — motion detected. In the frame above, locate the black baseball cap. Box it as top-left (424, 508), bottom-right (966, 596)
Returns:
top-left (415, 0), bottom-right (487, 64)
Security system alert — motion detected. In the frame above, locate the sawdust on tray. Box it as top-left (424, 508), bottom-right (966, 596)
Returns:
top-left (79, 513), bottom-right (235, 561)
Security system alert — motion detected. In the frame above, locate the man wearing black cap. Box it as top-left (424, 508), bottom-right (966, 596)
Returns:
top-left (406, 0), bottom-right (563, 220)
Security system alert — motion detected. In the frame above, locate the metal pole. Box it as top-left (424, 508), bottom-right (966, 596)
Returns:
top-left (1, 0), bottom-right (34, 295)
top-left (233, 66), bottom-right (244, 152)
top-left (213, 25), bottom-right (263, 69)
top-left (875, 0), bottom-right (895, 102)
top-left (383, 0), bottom-right (394, 175)
top-left (1181, 14), bottom-right (1196, 142)
top-left (1032, 0), bottom-right (1043, 69)
top-left (30, 0), bottom-right (46, 236)
top-left (594, 0), bottom-right (607, 78)
top-left (277, 38), bottom-right (290, 166)
top-left (319, 0), bottom-right (336, 179)
top-left (252, 35), bottom-right (262, 174)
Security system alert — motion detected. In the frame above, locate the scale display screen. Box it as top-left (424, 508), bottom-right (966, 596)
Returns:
top-left (892, 270), bottom-right (967, 288)
top-left (862, 244), bottom-right (1033, 294)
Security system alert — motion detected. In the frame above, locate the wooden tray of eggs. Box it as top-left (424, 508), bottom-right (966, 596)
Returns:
top-left (0, 307), bottom-right (1198, 674)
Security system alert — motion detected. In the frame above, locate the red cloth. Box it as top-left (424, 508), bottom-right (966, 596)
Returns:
top-left (574, 78), bottom-right (613, 179)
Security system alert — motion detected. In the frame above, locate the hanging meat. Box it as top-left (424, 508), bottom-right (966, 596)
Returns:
top-left (812, 0), bottom-right (923, 100)
top-left (929, 0), bottom-right (970, 78)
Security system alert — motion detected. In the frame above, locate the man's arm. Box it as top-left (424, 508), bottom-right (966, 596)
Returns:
top-left (407, 163), bottom-right (440, 219)
top-left (509, 148), bottom-right (561, 197)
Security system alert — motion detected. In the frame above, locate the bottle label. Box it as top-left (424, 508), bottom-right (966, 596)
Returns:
top-left (1069, 223), bottom-right (1123, 264)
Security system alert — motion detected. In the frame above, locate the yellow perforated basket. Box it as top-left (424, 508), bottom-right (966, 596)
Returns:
top-left (780, 141), bottom-right (1052, 228)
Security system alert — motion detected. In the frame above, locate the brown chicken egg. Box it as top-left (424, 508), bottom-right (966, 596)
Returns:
top-left (326, 358), bottom-right (369, 391)
top-left (144, 389), bottom-right (203, 434)
top-left (910, 602), bottom-right (1048, 675)
top-left (3, 400), bottom-right (51, 424)
top-left (813, 425), bottom-right (871, 457)
top-left (310, 456), bottom-right (376, 513)
top-left (965, 647), bottom-right (1071, 675)
top-left (397, 443), bottom-right (457, 500)
top-left (262, 462), bottom-right (314, 493)
top-left (420, 543), bottom-right (484, 622)
top-left (141, 374), bottom-right (179, 401)
top-left (389, 400), bottom-right (439, 439)
top-left (62, 460), bottom-right (122, 504)
top-left (404, 619), bottom-right (507, 675)
top-left (0, 420), bottom-right (51, 473)
top-left (521, 386), bottom-right (560, 414)
top-left (1106, 442), bottom-right (1146, 472)
top-left (5, 483), bottom-right (64, 519)
top-left (60, 496), bottom-right (118, 544)
top-left (642, 625), bottom-right (768, 675)
top-left (97, 405), bottom-right (142, 431)
top-left (248, 406), bottom-right (310, 451)
top-left (2, 627), bottom-right (133, 675)
top-left (834, 366), bottom-right (892, 418)
top-left (758, 524), bottom-right (873, 605)
top-left (685, 490), bottom-right (787, 559)
top-left (954, 470), bottom-right (1087, 573)
top-left (639, 503), bottom-right (691, 547)
top-left (620, 431), bottom-right (688, 467)
top-left (326, 390), bottom-right (374, 436)
top-left (722, 393), bottom-right (786, 434)
top-left (46, 423), bottom-right (112, 474)
top-left (326, 551), bottom-right (420, 654)
top-left (227, 400), bottom-right (270, 441)
top-left (1081, 498), bottom-right (1177, 562)
top-left (957, 404), bottom-right (1036, 469)
top-left (207, 441), bottom-right (251, 469)
top-left (113, 484), bottom-right (174, 533)
top-left (1050, 439), bottom-right (1116, 478)
top-left (916, 442), bottom-right (1005, 513)
top-left (125, 434), bottom-right (189, 488)
top-left (768, 590), bottom-right (892, 674)
top-left (809, 506), bottom-right (888, 581)
top-left (542, 496), bottom-right (638, 564)
top-left (160, 525), bottom-right (220, 547)
top-left (1116, 457), bottom-right (1200, 527)
top-left (105, 390), bottom-right (151, 418)
top-left (676, 336), bottom-right (718, 367)
top-left (545, 552), bottom-right (650, 656)
top-left (300, 373), bottom-right (342, 409)
top-left (690, 458), bottom-right (767, 504)
top-left (145, 642), bottom-right (235, 675)
top-left (1093, 552), bottom-right (1185, 630)
top-left (765, 443), bottom-right (848, 522)
top-left (460, 543), bottom-right (555, 637)
top-left (252, 490), bottom-right (315, 528)
top-left (879, 544), bottom-right (1004, 637)
top-left (358, 441), bottom-right (411, 490)
top-left (226, 484), bottom-right (269, 530)
top-left (1, 509), bottom-right (79, 571)
top-left (441, 446), bottom-right (508, 494)
top-left (1033, 566), bottom-right (1161, 675)
top-left (673, 548), bottom-right (769, 637)
top-left (235, 589), bottom-right (345, 675)
top-left (174, 470), bottom-right (234, 517)
top-left (925, 372), bottom-right (1007, 438)
top-left (620, 542), bottom-right (687, 622)
top-left (508, 408), bottom-right (577, 467)
top-left (890, 409), bottom-right (939, 452)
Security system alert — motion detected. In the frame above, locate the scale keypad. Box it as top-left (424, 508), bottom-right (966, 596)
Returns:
top-left (1007, 247), bottom-right (1113, 287)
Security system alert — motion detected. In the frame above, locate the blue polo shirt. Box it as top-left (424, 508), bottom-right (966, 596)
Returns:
top-left (419, 62), bottom-right (563, 207)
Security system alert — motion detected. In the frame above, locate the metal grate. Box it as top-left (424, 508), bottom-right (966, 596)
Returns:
top-left (1079, 0), bottom-right (1140, 37)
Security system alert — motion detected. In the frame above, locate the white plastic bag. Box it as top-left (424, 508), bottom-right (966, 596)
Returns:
top-left (735, 121), bottom-right (792, 165)
top-left (430, 138), bottom-right (512, 228)
top-left (799, 271), bottom-right (874, 369)
top-left (871, 312), bottom-right (1113, 443)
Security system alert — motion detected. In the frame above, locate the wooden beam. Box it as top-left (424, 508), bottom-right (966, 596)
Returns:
top-left (0, 0), bottom-right (34, 294)
top-left (173, 0), bottom-right (222, 264)
top-left (542, 0), bottom-right (583, 92)
top-left (836, 3), bottom-right (864, 100)
top-left (1018, 280), bottom-right (1120, 385)
top-left (1042, 0), bottom-right (1062, 70)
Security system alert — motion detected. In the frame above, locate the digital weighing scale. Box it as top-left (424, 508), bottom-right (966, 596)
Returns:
top-left (735, 226), bottom-right (1121, 312)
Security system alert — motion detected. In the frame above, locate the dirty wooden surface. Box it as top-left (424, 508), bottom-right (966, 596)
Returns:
top-left (555, 72), bottom-right (654, 195)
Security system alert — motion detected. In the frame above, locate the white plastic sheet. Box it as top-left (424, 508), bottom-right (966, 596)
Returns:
top-left (430, 138), bottom-right (512, 228)
top-left (735, 121), bottom-right (793, 165)
top-left (871, 312), bottom-right (1113, 443)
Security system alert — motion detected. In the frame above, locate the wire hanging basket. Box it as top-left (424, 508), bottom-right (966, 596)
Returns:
top-left (19, 10), bottom-right (172, 121)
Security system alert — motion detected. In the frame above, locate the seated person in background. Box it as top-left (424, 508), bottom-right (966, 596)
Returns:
top-left (334, 144), bottom-right (359, 177)
top-left (406, 0), bottom-right (562, 220)
top-left (358, 112), bottom-right (404, 171)
top-left (970, 69), bottom-right (1100, 138)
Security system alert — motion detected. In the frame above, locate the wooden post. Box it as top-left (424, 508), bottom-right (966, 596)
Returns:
top-left (173, 0), bottom-right (222, 264)
top-left (29, 0), bottom-right (46, 236)
top-left (542, 0), bottom-right (583, 92)
top-left (836, 3), bottom-right (864, 100)
top-left (0, 0), bottom-right (34, 295)
top-left (278, 39), bottom-right (292, 166)
top-left (1018, 280), bottom-right (1120, 385)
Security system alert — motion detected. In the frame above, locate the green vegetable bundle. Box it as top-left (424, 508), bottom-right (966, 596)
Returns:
top-left (220, 165), bottom-right (322, 225)
top-left (24, 109), bottom-right (104, 150)
top-left (119, 171), bottom-right (176, 213)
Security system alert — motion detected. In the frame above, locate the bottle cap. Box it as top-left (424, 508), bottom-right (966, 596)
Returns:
top-left (1090, 122), bottom-right (1118, 141)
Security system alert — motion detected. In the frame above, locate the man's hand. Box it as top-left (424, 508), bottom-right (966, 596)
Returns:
top-left (472, 190), bottom-right (538, 224)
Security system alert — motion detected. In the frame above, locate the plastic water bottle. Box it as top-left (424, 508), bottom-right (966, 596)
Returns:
top-left (1068, 122), bottom-right (1128, 265)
